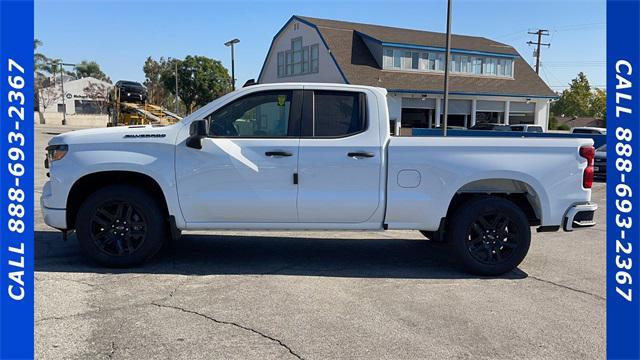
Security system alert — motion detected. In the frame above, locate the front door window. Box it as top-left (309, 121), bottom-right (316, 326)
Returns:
top-left (207, 91), bottom-right (293, 137)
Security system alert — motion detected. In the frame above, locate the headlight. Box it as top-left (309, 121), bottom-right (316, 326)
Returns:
top-left (46, 144), bottom-right (68, 165)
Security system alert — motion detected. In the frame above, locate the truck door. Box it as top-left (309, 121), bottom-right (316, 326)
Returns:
top-left (175, 89), bottom-right (302, 223)
top-left (297, 89), bottom-right (383, 223)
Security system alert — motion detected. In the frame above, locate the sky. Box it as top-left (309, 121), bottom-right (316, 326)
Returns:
top-left (35, 0), bottom-right (606, 92)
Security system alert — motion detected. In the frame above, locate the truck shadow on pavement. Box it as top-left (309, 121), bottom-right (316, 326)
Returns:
top-left (35, 230), bottom-right (528, 280)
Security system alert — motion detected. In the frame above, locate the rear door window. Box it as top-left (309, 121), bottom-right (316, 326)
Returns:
top-left (303, 90), bottom-right (367, 137)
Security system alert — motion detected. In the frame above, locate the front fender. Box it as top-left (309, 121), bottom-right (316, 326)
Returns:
top-left (45, 142), bottom-right (185, 228)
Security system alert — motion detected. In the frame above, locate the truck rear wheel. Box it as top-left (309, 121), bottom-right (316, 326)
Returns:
top-left (448, 196), bottom-right (531, 276)
top-left (75, 185), bottom-right (167, 267)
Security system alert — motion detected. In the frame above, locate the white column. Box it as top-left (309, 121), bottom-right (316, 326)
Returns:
top-left (504, 100), bottom-right (511, 125)
top-left (435, 98), bottom-right (441, 127)
top-left (470, 99), bottom-right (477, 126)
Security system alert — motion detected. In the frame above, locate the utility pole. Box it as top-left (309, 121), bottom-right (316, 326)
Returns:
top-left (527, 29), bottom-right (550, 74)
top-left (175, 60), bottom-right (179, 115)
top-left (442, 0), bottom-right (453, 136)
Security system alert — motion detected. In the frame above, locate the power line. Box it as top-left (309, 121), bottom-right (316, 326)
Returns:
top-left (550, 22), bottom-right (605, 32)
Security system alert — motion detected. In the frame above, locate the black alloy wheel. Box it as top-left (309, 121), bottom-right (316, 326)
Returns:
top-left (90, 200), bottom-right (147, 257)
top-left (448, 196), bottom-right (531, 275)
top-left (76, 184), bottom-right (168, 267)
top-left (465, 212), bottom-right (519, 265)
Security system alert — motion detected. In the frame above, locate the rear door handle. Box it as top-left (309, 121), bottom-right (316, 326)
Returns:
top-left (265, 151), bottom-right (293, 157)
top-left (347, 152), bottom-right (375, 158)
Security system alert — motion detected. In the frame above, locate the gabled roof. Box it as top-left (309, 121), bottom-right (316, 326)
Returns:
top-left (288, 16), bottom-right (557, 98)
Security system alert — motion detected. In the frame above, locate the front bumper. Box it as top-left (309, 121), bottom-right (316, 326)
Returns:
top-left (563, 202), bottom-right (598, 231)
top-left (40, 186), bottom-right (67, 229)
top-left (41, 205), bottom-right (67, 229)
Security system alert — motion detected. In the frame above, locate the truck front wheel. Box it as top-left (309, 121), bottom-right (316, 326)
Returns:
top-left (75, 184), bottom-right (167, 267)
top-left (448, 196), bottom-right (531, 276)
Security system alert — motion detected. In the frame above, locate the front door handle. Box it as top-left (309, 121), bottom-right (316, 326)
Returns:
top-left (265, 151), bottom-right (293, 157)
top-left (347, 151), bottom-right (375, 158)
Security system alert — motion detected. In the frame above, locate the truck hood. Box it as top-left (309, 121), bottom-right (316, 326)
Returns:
top-left (48, 124), bottom-right (183, 146)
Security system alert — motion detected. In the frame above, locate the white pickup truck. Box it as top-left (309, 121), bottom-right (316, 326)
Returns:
top-left (42, 83), bottom-right (597, 275)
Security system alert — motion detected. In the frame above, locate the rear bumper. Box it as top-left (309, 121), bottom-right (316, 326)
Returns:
top-left (563, 202), bottom-right (598, 231)
top-left (594, 161), bottom-right (606, 178)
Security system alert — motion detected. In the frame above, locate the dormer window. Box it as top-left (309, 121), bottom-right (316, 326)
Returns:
top-left (382, 46), bottom-right (514, 78)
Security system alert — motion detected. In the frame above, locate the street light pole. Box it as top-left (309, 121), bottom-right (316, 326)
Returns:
top-left (225, 38), bottom-right (240, 91)
top-left (53, 61), bottom-right (76, 125)
top-left (59, 63), bottom-right (66, 125)
top-left (442, 0), bottom-right (453, 137)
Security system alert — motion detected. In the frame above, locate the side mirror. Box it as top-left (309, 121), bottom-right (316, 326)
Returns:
top-left (186, 120), bottom-right (207, 149)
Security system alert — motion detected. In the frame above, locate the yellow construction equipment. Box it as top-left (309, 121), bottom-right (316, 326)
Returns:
top-left (108, 87), bottom-right (181, 126)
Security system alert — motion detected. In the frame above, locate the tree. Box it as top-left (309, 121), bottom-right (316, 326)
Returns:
top-left (551, 72), bottom-right (593, 117)
top-left (590, 88), bottom-right (606, 123)
top-left (38, 81), bottom-right (59, 112)
top-left (160, 55), bottom-right (232, 114)
top-left (73, 60), bottom-right (111, 83)
top-left (143, 57), bottom-right (173, 108)
top-left (34, 39), bottom-right (49, 78)
top-left (83, 82), bottom-right (110, 114)
top-left (34, 39), bottom-right (50, 111)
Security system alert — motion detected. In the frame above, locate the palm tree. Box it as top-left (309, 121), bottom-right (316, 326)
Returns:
top-left (34, 39), bottom-right (49, 77)
top-left (34, 39), bottom-right (50, 112)
top-left (73, 60), bottom-right (111, 83)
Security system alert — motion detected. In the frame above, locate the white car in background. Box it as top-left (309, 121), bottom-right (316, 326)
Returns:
top-left (571, 126), bottom-right (607, 135)
top-left (509, 124), bottom-right (545, 133)
top-left (42, 83), bottom-right (597, 275)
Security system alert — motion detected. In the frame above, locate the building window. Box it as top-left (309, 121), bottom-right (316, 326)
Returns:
top-left (75, 100), bottom-right (106, 114)
top-left (277, 52), bottom-right (285, 77)
top-left (473, 57), bottom-right (483, 74)
top-left (286, 50), bottom-right (293, 76)
top-left (411, 52), bottom-right (419, 70)
top-left (393, 50), bottom-right (401, 68)
top-left (277, 37), bottom-right (320, 77)
top-left (382, 46), bottom-right (514, 78)
top-left (310, 44), bottom-right (319, 73)
top-left (383, 49), bottom-right (394, 68)
top-left (436, 52), bottom-right (445, 71)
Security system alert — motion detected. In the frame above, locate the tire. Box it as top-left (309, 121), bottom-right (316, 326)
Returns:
top-left (75, 184), bottom-right (168, 267)
top-left (448, 196), bottom-right (531, 276)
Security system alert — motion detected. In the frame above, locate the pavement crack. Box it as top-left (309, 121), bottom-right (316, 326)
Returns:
top-left (107, 341), bottom-right (116, 359)
top-left (151, 303), bottom-right (303, 360)
top-left (528, 275), bottom-right (605, 301)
